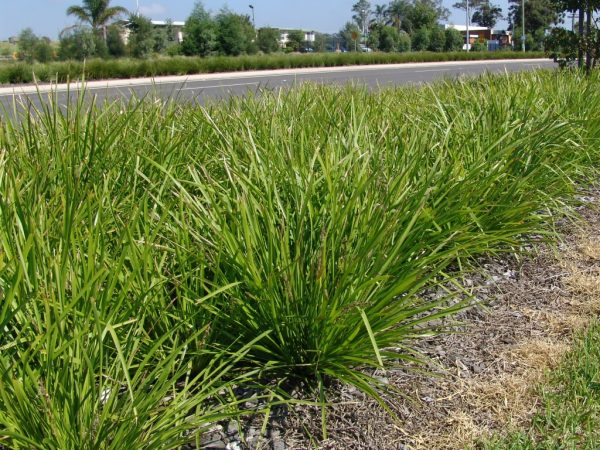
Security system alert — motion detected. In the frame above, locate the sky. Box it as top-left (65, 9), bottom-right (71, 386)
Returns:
top-left (0, 0), bottom-right (511, 41)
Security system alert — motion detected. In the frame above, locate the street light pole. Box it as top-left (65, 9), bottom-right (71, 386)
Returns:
top-left (361, 9), bottom-right (366, 42)
top-left (521, 0), bottom-right (526, 51)
top-left (249, 4), bottom-right (255, 28)
top-left (466, 0), bottom-right (470, 51)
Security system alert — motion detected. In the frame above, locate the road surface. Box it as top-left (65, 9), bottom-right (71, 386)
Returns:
top-left (0, 59), bottom-right (554, 115)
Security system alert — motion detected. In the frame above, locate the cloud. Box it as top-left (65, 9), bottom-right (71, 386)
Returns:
top-left (139, 2), bottom-right (167, 17)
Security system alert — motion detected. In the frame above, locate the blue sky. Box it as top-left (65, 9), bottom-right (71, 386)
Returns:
top-left (0, 0), bottom-right (511, 40)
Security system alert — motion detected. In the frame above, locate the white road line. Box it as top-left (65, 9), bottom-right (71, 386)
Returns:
top-left (413, 68), bottom-right (454, 73)
top-left (0, 59), bottom-right (552, 96)
top-left (178, 82), bottom-right (260, 91)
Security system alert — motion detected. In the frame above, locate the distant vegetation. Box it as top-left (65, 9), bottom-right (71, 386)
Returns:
top-left (0, 51), bottom-right (546, 85)
top-left (2, 0), bottom-right (555, 67)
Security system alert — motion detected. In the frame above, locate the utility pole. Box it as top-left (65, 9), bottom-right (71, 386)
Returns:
top-left (466, 0), bottom-right (470, 51)
top-left (136, 0), bottom-right (140, 15)
top-left (521, 0), bottom-right (526, 51)
top-left (361, 9), bottom-right (366, 43)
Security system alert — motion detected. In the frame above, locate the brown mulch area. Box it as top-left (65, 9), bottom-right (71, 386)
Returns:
top-left (276, 194), bottom-right (600, 450)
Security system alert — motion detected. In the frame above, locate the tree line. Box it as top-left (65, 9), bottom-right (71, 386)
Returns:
top-left (7, 0), bottom-right (600, 67)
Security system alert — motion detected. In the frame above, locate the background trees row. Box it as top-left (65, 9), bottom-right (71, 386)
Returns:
top-left (10, 0), bottom-right (599, 63)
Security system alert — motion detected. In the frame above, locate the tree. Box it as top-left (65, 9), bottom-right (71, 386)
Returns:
top-left (418, 0), bottom-right (451, 21)
top-left (215, 9), bottom-right (256, 56)
top-left (453, 0), bottom-right (482, 20)
top-left (408, 1), bottom-right (440, 30)
top-left (444, 27), bottom-right (464, 50)
top-left (398, 30), bottom-right (411, 51)
top-left (66, 0), bottom-right (127, 41)
top-left (182, 1), bottom-right (217, 56)
top-left (17, 28), bottom-right (39, 62)
top-left (411, 27), bottom-right (431, 50)
top-left (367, 24), bottom-right (382, 49)
top-left (340, 22), bottom-right (362, 50)
top-left (373, 4), bottom-right (388, 25)
top-left (546, 0), bottom-right (600, 69)
top-left (472, 3), bottom-right (503, 28)
top-left (58, 25), bottom-right (98, 60)
top-left (378, 25), bottom-right (402, 51)
top-left (508, 0), bottom-right (560, 36)
top-left (428, 25), bottom-right (446, 51)
top-left (34, 37), bottom-right (55, 63)
top-left (127, 14), bottom-right (154, 58)
top-left (106, 24), bottom-right (125, 57)
top-left (386, 0), bottom-right (411, 32)
top-left (257, 27), bottom-right (280, 53)
top-left (313, 32), bottom-right (329, 52)
top-left (286, 30), bottom-right (306, 51)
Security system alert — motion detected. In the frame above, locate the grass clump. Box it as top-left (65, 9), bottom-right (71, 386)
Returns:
top-left (0, 51), bottom-right (546, 85)
top-left (0, 70), bottom-right (599, 447)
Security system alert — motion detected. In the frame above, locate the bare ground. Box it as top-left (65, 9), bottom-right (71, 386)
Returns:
top-left (275, 193), bottom-right (600, 450)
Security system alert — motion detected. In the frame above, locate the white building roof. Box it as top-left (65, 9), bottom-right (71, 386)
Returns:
top-left (151, 20), bottom-right (185, 27)
top-left (445, 24), bottom-right (489, 32)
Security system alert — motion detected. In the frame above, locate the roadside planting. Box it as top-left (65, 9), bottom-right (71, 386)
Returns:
top-left (0, 51), bottom-right (546, 85)
top-left (0, 70), bottom-right (598, 448)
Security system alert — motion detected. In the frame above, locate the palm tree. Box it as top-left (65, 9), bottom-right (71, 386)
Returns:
top-left (386, 0), bottom-right (410, 31)
top-left (373, 4), bottom-right (388, 25)
top-left (67, 0), bottom-right (128, 41)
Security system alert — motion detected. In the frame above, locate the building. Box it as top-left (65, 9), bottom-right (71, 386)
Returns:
top-left (120, 19), bottom-right (185, 44)
top-left (445, 24), bottom-right (512, 50)
top-left (278, 29), bottom-right (316, 48)
top-left (151, 20), bottom-right (185, 43)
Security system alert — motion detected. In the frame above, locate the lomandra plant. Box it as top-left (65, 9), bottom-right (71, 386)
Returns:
top-left (0, 97), bottom-right (263, 449)
top-left (157, 72), bottom-right (600, 408)
top-left (0, 69), bottom-right (599, 446)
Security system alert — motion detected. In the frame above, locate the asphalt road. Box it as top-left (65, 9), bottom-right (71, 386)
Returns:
top-left (0, 59), bottom-right (554, 116)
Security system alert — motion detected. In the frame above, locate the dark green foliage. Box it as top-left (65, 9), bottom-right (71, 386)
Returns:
top-left (58, 26), bottom-right (99, 60)
top-left (379, 25), bottom-right (402, 51)
top-left (215, 9), bottom-right (257, 56)
top-left (127, 14), bottom-right (155, 58)
top-left (32, 39), bottom-right (54, 63)
top-left (408, 1), bottom-right (441, 30)
top-left (398, 30), bottom-right (412, 51)
top-left (412, 28), bottom-right (431, 50)
top-left (17, 28), bottom-right (40, 63)
top-left (106, 24), bottom-right (126, 57)
top-left (472, 2), bottom-right (503, 28)
top-left (445, 28), bottom-right (464, 51)
top-left (428, 26), bottom-right (446, 51)
top-left (545, 0), bottom-right (600, 70)
top-left (286, 30), bottom-right (306, 51)
top-left (182, 1), bottom-right (217, 57)
top-left (509, 0), bottom-right (560, 38)
top-left (367, 26), bottom-right (382, 50)
top-left (257, 27), bottom-right (281, 53)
